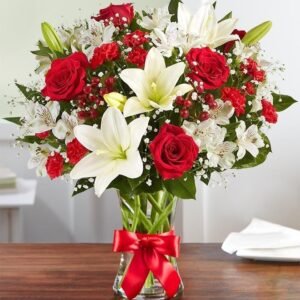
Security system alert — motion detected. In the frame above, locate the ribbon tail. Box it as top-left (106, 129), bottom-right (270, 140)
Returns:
top-left (148, 250), bottom-right (181, 298)
top-left (122, 251), bottom-right (149, 300)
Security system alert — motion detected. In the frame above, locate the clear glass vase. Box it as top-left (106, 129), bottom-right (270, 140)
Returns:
top-left (113, 189), bottom-right (184, 299)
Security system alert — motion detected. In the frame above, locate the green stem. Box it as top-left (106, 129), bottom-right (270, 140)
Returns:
top-left (131, 195), bottom-right (141, 232)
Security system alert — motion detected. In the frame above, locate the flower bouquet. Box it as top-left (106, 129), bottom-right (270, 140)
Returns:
top-left (4, 0), bottom-right (297, 298)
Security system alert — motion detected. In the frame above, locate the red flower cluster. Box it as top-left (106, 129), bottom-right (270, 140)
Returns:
top-left (92, 3), bottom-right (134, 27)
top-left (90, 42), bottom-right (120, 69)
top-left (42, 52), bottom-right (88, 101)
top-left (127, 47), bottom-right (148, 68)
top-left (221, 87), bottom-right (246, 116)
top-left (149, 124), bottom-right (199, 180)
top-left (35, 131), bottom-right (50, 140)
top-left (241, 58), bottom-right (266, 82)
top-left (261, 99), bottom-right (278, 123)
top-left (245, 82), bottom-right (256, 95)
top-left (67, 138), bottom-right (88, 165)
top-left (46, 152), bottom-right (64, 180)
top-left (186, 47), bottom-right (230, 91)
top-left (123, 30), bottom-right (148, 47)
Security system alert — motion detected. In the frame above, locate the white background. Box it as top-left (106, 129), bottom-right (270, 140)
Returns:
top-left (0, 0), bottom-right (299, 242)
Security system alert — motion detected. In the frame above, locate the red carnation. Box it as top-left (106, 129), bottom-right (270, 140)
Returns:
top-left (186, 47), bottom-right (230, 90)
top-left (221, 87), bottom-right (246, 116)
top-left (127, 47), bottom-right (148, 68)
top-left (261, 99), bottom-right (278, 124)
top-left (241, 58), bottom-right (265, 82)
top-left (123, 30), bottom-right (148, 47)
top-left (42, 52), bottom-right (88, 101)
top-left (149, 124), bottom-right (199, 180)
top-left (92, 3), bottom-right (134, 27)
top-left (253, 70), bottom-right (266, 82)
top-left (223, 29), bottom-right (246, 53)
top-left (46, 152), bottom-right (64, 180)
top-left (245, 82), bottom-right (256, 95)
top-left (35, 131), bottom-right (50, 139)
top-left (67, 138), bottom-right (89, 165)
top-left (90, 42), bottom-right (120, 69)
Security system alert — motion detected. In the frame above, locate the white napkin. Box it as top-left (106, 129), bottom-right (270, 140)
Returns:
top-left (222, 219), bottom-right (300, 261)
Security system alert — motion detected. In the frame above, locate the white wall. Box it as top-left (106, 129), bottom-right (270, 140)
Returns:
top-left (1, 0), bottom-right (299, 243)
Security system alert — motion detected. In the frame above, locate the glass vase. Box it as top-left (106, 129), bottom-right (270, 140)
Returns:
top-left (113, 189), bottom-right (184, 299)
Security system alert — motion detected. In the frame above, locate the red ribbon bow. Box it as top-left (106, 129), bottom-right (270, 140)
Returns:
top-left (113, 229), bottom-right (181, 300)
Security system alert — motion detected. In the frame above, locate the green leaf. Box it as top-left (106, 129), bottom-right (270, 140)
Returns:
top-left (72, 178), bottom-right (94, 197)
top-left (242, 21), bottom-right (272, 45)
top-left (16, 83), bottom-right (43, 102)
top-left (3, 117), bottom-right (22, 125)
top-left (213, 1), bottom-right (217, 9)
top-left (224, 122), bottom-right (239, 140)
top-left (233, 134), bottom-right (272, 169)
top-left (169, 0), bottom-right (182, 22)
top-left (219, 11), bottom-right (232, 23)
top-left (163, 173), bottom-right (196, 199)
top-left (272, 93), bottom-right (297, 112)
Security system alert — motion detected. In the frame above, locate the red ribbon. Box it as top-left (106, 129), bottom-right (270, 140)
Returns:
top-left (113, 229), bottom-right (181, 300)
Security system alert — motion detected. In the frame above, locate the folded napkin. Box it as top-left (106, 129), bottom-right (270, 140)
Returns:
top-left (222, 219), bottom-right (300, 261)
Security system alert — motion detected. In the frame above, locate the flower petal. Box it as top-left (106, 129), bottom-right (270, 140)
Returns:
top-left (94, 167), bottom-right (119, 198)
top-left (144, 48), bottom-right (166, 82)
top-left (52, 119), bottom-right (68, 140)
top-left (128, 116), bottom-right (149, 150)
top-left (177, 3), bottom-right (191, 34)
top-left (123, 97), bottom-right (153, 117)
top-left (118, 149), bottom-right (144, 179)
top-left (217, 18), bottom-right (238, 37)
top-left (171, 84), bottom-right (193, 97)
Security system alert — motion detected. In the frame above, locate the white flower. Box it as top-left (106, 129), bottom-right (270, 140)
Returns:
top-left (236, 121), bottom-right (264, 160)
top-left (21, 101), bottom-right (60, 136)
top-left (252, 83), bottom-right (274, 112)
top-left (207, 129), bottom-right (236, 169)
top-left (28, 144), bottom-right (54, 177)
top-left (52, 112), bottom-right (79, 144)
top-left (139, 6), bottom-right (172, 31)
top-left (120, 48), bottom-right (193, 117)
top-left (233, 41), bottom-right (258, 61)
top-left (209, 99), bottom-right (234, 125)
top-left (182, 119), bottom-right (224, 151)
top-left (177, 1), bottom-right (238, 51)
top-left (70, 108), bottom-right (149, 198)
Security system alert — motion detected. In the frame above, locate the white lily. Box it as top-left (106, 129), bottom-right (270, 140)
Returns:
top-left (20, 101), bottom-right (60, 136)
top-left (236, 121), bottom-right (264, 160)
top-left (52, 112), bottom-right (79, 144)
top-left (209, 99), bottom-right (234, 125)
top-left (207, 128), bottom-right (236, 169)
top-left (177, 1), bottom-right (238, 50)
top-left (120, 48), bottom-right (193, 117)
top-left (139, 6), bottom-right (172, 31)
top-left (70, 107), bottom-right (149, 198)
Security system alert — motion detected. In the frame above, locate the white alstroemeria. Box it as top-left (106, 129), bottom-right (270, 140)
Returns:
top-left (151, 23), bottom-right (183, 58)
top-left (120, 48), bottom-right (193, 117)
top-left (70, 108), bottom-right (149, 198)
top-left (209, 99), bottom-right (234, 125)
top-left (207, 129), bottom-right (237, 169)
top-left (182, 119), bottom-right (224, 151)
top-left (233, 41), bottom-right (259, 61)
top-left (251, 83), bottom-right (274, 112)
top-left (236, 121), bottom-right (264, 160)
top-left (139, 6), bottom-right (172, 31)
top-left (20, 101), bottom-right (60, 136)
top-left (28, 144), bottom-right (54, 177)
top-left (52, 112), bottom-right (79, 144)
top-left (177, 1), bottom-right (238, 51)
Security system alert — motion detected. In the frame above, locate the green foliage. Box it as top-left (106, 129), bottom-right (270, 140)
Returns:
top-left (233, 134), bottom-right (272, 169)
top-left (219, 11), bottom-right (232, 23)
top-left (16, 83), bottom-right (43, 102)
top-left (242, 21), bottom-right (272, 45)
top-left (72, 178), bottom-right (94, 197)
top-left (163, 173), bottom-right (196, 199)
top-left (272, 93), bottom-right (297, 112)
top-left (3, 117), bottom-right (22, 126)
top-left (168, 0), bottom-right (182, 22)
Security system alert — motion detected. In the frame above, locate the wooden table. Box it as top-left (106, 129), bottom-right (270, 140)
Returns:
top-left (0, 244), bottom-right (299, 299)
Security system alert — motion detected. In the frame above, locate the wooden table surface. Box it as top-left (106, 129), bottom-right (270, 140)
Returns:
top-left (0, 244), bottom-right (300, 299)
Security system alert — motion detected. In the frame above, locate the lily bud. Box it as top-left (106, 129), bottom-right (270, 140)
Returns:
top-left (242, 21), bottom-right (272, 46)
top-left (103, 92), bottom-right (127, 112)
top-left (41, 22), bottom-right (64, 53)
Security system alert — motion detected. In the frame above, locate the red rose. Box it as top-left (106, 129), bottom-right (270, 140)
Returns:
top-left (67, 138), bottom-right (89, 165)
top-left (221, 87), bottom-right (246, 116)
top-left (35, 131), bottom-right (50, 139)
top-left (245, 82), bottom-right (256, 95)
top-left (149, 124), bottom-right (199, 180)
top-left (46, 152), bottom-right (64, 180)
top-left (42, 52), bottom-right (88, 101)
top-left (90, 42), bottom-right (120, 69)
top-left (186, 47), bottom-right (230, 90)
top-left (223, 29), bottom-right (246, 53)
top-left (261, 99), bottom-right (278, 124)
top-left (127, 47), bottom-right (148, 68)
top-left (123, 30), bottom-right (148, 47)
top-left (92, 3), bottom-right (134, 27)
